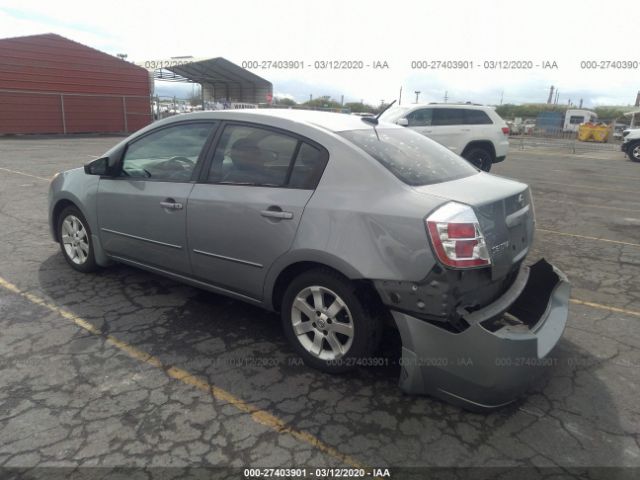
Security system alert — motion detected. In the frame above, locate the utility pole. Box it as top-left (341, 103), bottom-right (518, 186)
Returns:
top-left (414, 91), bottom-right (421, 103)
top-left (444, 91), bottom-right (448, 103)
top-left (309, 94), bottom-right (312, 102)
top-left (340, 95), bottom-right (344, 106)
top-left (547, 85), bottom-right (554, 104)
top-left (500, 90), bottom-right (504, 105)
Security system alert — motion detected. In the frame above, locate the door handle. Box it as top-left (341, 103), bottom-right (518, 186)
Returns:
top-left (160, 199), bottom-right (183, 210)
top-left (460, 128), bottom-right (471, 132)
top-left (260, 209), bottom-right (293, 220)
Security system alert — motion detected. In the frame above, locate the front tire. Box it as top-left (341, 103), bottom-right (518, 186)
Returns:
top-left (627, 142), bottom-right (640, 162)
top-left (281, 269), bottom-right (382, 374)
top-left (57, 205), bottom-right (98, 273)
top-left (463, 147), bottom-right (493, 172)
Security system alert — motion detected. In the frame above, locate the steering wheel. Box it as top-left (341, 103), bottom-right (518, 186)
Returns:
top-left (164, 156), bottom-right (195, 169)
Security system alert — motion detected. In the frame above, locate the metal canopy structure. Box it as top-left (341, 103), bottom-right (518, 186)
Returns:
top-left (157, 57), bottom-right (272, 105)
top-left (624, 109), bottom-right (640, 128)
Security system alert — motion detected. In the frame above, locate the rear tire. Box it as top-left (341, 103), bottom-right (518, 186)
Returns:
top-left (463, 147), bottom-right (493, 172)
top-left (281, 269), bottom-right (382, 374)
top-left (57, 205), bottom-right (98, 273)
top-left (627, 142), bottom-right (640, 162)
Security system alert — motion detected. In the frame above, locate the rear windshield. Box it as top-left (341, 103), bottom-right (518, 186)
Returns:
top-left (339, 128), bottom-right (478, 186)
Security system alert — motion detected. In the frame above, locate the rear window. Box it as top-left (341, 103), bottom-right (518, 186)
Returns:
top-left (465, 109), bottom-right (493, 125)
top-left (339, 128), bottom-right (478, 186)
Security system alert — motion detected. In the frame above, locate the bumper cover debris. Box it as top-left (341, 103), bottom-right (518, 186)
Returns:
top-left (392, 259), bottom-right (570, 411)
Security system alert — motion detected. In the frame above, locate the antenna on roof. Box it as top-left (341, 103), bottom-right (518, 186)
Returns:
top-left (361, 100), bottom-right (397, 126)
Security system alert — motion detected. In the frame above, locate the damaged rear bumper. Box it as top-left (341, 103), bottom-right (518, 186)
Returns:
top-left (392, 259), bottom-right (570, 411)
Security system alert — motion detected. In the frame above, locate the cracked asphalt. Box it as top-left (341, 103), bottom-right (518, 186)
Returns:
top-left (0, 137), bottom-right (639, 478)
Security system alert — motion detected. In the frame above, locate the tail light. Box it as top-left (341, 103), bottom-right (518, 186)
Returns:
top-left (501, 126), bottom-right (510, 135)
top-left (426, 202), bottom-right (491, 268)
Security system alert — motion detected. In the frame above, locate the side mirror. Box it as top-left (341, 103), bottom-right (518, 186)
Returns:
top-left (396, 118), bottom-right (409, 127)
top-left (84, 157), bottom-right (110, 176)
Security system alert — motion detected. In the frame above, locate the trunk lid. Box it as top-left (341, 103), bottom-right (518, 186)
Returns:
top-left (414, 172), bottom-right (535, 279)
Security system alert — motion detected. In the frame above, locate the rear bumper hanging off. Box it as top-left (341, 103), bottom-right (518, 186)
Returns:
top-left (392, 259), bottom-right (570, 411)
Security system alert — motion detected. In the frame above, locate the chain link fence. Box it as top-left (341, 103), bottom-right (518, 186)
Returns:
top-left (509, 133), bottom-right (622, 154)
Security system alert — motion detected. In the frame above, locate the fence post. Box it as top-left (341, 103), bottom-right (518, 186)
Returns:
top-left (60, 94), bottom-right (67, 134)
top-left (122, 97), bottom-right (128, 134)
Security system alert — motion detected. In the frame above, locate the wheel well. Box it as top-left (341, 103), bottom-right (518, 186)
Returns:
top-left (462, 141), bottom-right (496, 160)
top-left (51, 199), bottom-right (76, 241)
top-left (271, 261), bottom-right (383, 313)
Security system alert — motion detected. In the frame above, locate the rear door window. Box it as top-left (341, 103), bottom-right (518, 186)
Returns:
top-left (206, 124), bottom-right (328, 189)
top-left (288, 143), bottom-right (328, 189)
top-left (464, 109), bottom-right (493, 125)
top-left (207, 124), bottom-right (297, 186)
top-left (432, 108), bottom-right (465, 126)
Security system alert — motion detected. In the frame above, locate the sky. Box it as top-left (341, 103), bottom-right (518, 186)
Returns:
top-left (0, 0), bottom-right (637, 107)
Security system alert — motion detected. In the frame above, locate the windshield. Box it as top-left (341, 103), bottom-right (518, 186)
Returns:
top-left (378, 106), bottom-right (411, 123)
top-left (339, 128), bottom-right (478, 186)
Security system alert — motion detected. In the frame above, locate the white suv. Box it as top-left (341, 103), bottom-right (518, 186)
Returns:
top-left (621, 128), bottom-right (640, 162)
top-left (379, 103), bottom-right (510, 171)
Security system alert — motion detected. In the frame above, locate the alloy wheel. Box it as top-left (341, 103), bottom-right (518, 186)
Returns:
top-left (61, 215), bottom-right (90, 265)
top-left (290, 286), bottom-right (354, 361)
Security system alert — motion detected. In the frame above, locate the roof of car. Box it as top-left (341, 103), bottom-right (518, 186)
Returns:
top-left (398, 103), bottom-right (494, 110)
top-left (159, 109), bottom-right (399, 133)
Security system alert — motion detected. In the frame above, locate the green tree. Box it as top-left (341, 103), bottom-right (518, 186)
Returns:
top-left (302, 97), bottom-right (344, 110)
top-left (274, 97), bottom-right (297, 106)
top-left (344, 102), bottom-right (376, 113)
top-left (593, 106), bottom-right (633, 123)
top-left (495, 103), bottom-right (569, 119)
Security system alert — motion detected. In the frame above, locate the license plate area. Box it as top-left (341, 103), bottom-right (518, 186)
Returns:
top-left (481, 259), bottom-right (560, 333)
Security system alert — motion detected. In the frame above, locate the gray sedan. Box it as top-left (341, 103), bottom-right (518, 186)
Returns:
top-left (49, 109), bottom-right (570, 410)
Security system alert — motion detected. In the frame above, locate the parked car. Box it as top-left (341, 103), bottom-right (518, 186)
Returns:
top-left (621, 128), bottom-right (640, 161)
top-left (521, 119), bottom-right (536, 135)
top-left (49, 110), bottom-right (570, 410)
top-left (378, 103), bottom-right (510, 171)
top-left (506, 120), bottom-right (522, 136)
top-left (612, 124), bottom-right (627, 140)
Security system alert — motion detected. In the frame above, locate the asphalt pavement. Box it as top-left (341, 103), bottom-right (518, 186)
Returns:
top-left (0, 136), bottom-right (638, 479)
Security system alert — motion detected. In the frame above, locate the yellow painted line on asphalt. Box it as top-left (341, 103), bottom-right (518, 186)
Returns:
top-left (0, 275), bottom-right (367, 470)
top-left (0, 166), bottom-right (49, 182)
top-left (570, 299), bottom-right (640, 318)
top-left (537, 228), bottom-right (640, 248)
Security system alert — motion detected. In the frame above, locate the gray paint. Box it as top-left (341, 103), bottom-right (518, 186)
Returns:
top-left (48, 109), bottom-right (570, 407)
top-left (393, 261), bottom-right (570, 410)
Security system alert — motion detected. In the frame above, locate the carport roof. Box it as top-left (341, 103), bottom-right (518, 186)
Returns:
top-left (156, 57), bottom-right (272, 104)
